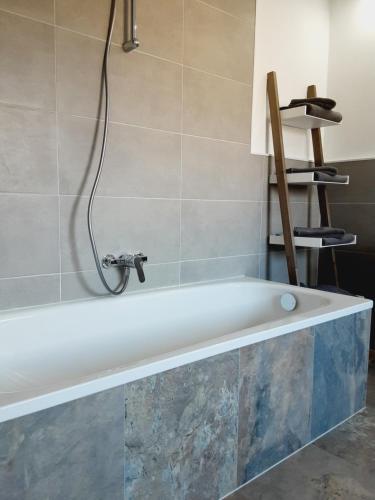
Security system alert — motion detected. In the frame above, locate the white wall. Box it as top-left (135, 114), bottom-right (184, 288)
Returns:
top-left (251, 0), bottom-right (331, 161)
top-left (325, 0), bottom-right (375, 161)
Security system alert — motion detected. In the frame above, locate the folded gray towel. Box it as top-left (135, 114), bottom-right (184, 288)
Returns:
top-left (314, 172), bottom-right (348, 183)
top-left (286, 166), bottom-right (338, 176)
top-left (289, 98), bottom-right (336, 110)
top-left (323, 234), bottom-right (355, 246)
top-left (294, 227), bottom-right (345, 237)
top-left (280, 103), bottom-right (342, 123)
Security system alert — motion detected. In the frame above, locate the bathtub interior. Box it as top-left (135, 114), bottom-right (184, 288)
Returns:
top-left (0, 278), bottom-right (366, 401)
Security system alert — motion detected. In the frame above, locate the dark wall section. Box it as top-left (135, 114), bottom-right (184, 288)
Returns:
top-left (326, 159), bottom-right (375, 348)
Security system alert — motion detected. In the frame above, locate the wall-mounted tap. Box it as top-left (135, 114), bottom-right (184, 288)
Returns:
top-left (102, 252), bottom-right (147, 283)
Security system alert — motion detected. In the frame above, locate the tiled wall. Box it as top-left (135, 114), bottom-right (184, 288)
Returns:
top-left (0, 0), bottom-right (276, 310)
top-left (0, 311), bottom-right (370, 499)
top-left (326, 159), bottom-right (375, 346)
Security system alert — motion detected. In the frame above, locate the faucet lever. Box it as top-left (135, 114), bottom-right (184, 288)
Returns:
top-left (133, 254), bottom-right (147, 283)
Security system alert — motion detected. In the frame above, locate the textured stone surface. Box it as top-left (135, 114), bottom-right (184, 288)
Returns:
top-left (311, 311), bottom-right (371, 439)
top-left (124, 351), bottom-right (239, 500)
top-left (0, 388), bottom-right (124, 500)
top-left (237, 329), bottom-right (314, 484)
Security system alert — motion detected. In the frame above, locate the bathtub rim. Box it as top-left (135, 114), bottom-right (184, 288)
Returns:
top-left (0, 277), bottom-right (372, 423)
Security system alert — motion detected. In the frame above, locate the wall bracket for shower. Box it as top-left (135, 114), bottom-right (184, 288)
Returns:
top-left (123, 0), bottom-right (139, 52)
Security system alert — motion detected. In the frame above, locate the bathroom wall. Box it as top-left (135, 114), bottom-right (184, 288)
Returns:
top-left (0, 0), bottom-right (269, 310)
top-left (251, 0), bottom-right (331, 161)
top-left (325, 0), bottom-right (375, 162)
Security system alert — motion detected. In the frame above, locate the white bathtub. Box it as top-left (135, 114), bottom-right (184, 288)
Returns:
top-left (0, 277), bottom-right (372, 423)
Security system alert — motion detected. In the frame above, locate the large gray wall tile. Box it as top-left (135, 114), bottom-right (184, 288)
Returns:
top-left (110, 49), bottom-right (182, 131)
top-left (0, 275), bottom-right (60, 310)
top-left (311, 312), bottom-right (371, 439)
top-left (0, 195), bottom-right (59, 278)
top-left (124, 351), bottom-right (239, 499)
top-left (61, 262), bottom-right (180, 301)
top-left (237, 329), bottom-right (314, 484)
top-left (260, 250), bottom-right (309, 284)
top-left (184, 0), bottom-right (253, 83)
top-left (58, 114), bottom-right (181, 197)
top-left (182, 136), bottom-right (265, 201)
top-left (328, 160), bottom-right (375, 204)
top-left (60, 196), bottom-right (180, 272)
top-left (180, 254), bottom-right (259, 284)
top-left (181, 200), bottom-right (261, 259)
top-left (183, 67), bottom-right (251, 143)
top-left (0, 0), bottom-right (54, 22)
top-left (0, 104), bottom-right (57, 194)
top-left (0, 12), bottom-right (55, 110)
top-left (0, 388), bottom-right (124, 500)
top-left (331, 203), bottom-right (375, 252)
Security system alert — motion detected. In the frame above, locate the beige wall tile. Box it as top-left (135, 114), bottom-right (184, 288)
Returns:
top-left (181, 200), bottom-right (261, 259)
top-left (0, 12), bottom-right (55, 110)
top-left (0, 275), bottom-right (60, 310)
top-left (0, 103), bottom-right (57, 194)
top-left (183, 67), bottom-right (251, 143)
top-left (58, 114), bottom-right (181, 197)
top-left (201, 0), bottom-right (255, 20)
top-left (56, 29), bottom-right (103, 118)
top-left (184, 0), bottom-right (253, 83)
top-left (60, 196), bottom-right (180, 272)
top-left (0, 194), bottom-right (60, 278)
top-left (0, 0), bottom-right (54, 23)
top-left (137, 0), bottom-right (183, 62)
top-left (61, 262), bottom-right (180, 301)
top-left (110, 48), bottom-right (182, 130)
top-left (182, 136), bottom-right (264, 200)
top-left (181, 254), bottom-right (259, 284)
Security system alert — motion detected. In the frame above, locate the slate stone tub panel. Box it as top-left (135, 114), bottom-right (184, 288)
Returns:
top-left (123, 350), bottom-right (239, 500)
top-left (0, 387), bottom-right (124, 500)
top-left (237, 328), bottom-right (315, 484)
top-left (311, 311), bottom-right (372, 439)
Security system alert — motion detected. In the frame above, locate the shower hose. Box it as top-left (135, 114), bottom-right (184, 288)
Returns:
top-left (87, 0), bottom-right (129, 295)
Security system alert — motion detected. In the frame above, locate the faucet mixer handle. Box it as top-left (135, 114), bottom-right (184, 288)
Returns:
top-left (133, 253), bottom-right (147, 283)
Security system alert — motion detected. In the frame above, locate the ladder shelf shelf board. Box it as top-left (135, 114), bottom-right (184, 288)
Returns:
top-left (269, 172), bottom-right (349, 186)
top-left (269, 234), bottom-right (357, 249)
top-left (280, 106), bottom-right (341, 129)
top-left (266, 72), bottom-right (355, 287)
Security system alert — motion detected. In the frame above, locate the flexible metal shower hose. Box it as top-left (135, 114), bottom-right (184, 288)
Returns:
top-left (87, 0), bottom-right (130, 295)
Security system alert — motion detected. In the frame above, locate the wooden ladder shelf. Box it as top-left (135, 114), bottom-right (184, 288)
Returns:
top-left (267, 71), bottom-right (355, 287)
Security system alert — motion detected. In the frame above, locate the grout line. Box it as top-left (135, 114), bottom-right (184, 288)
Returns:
top-left (194, 0), bottom-right (247, 21)
top-left (53, 0), bottom-right (62, 303)
top-left (183, 64), bottom-right (251, 87)
top-left (0, 7), bottom-right (56, 26)
top-left (330, 202), bottom-right (375, 205)
top-left (178, 0), bottom-right (185, 286)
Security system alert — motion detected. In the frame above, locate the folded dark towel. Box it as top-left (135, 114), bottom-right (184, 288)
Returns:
top-left (323, 233), bottom-right (355, 246)
top-left (280, 103), bottom-right (342, 123)
top-left (314, 172), bottom-right (348, 183)
top-left (289, 98), bottom-right (336, 110)
top-left (286, 166), bottom-right (338, 176)
top-left (294, 227), bottom-right (345, 237)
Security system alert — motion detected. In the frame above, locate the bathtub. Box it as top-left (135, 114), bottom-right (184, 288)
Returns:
top-left (0, 277), bottom-right (372, 423)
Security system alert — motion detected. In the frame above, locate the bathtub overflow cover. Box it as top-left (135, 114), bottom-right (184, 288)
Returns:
top-left (280, 293), bottom-right (297, 312)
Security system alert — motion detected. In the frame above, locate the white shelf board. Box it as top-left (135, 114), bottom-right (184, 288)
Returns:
top-left (269, 234), bottom-right (357, 248)
top-left (269, 172), bottom-right (349, 186)
top-left (280, 106), bottom-right (341, 129)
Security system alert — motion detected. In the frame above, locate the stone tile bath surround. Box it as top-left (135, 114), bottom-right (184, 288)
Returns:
top-left (0, 0), bottom-right (317, 310)
top-left (0, 310), bottom-right (371, 500)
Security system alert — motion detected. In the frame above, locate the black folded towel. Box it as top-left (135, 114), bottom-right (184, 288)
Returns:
top-left (294, 227), bottom-right (346, 237)
top-left (289, 97), bottom-right (336, 110)
top-left (280, 103), bottom-right (342, 123)
top-left (314, 172), bottom-right (348, 183)
top-left (286, 166), bottom-right (338, 176)
top-left (323, 234), bottom-right (355, 246)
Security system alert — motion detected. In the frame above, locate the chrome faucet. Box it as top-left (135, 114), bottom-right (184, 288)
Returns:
top-left (102, 252), bottom-right (147, 283)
